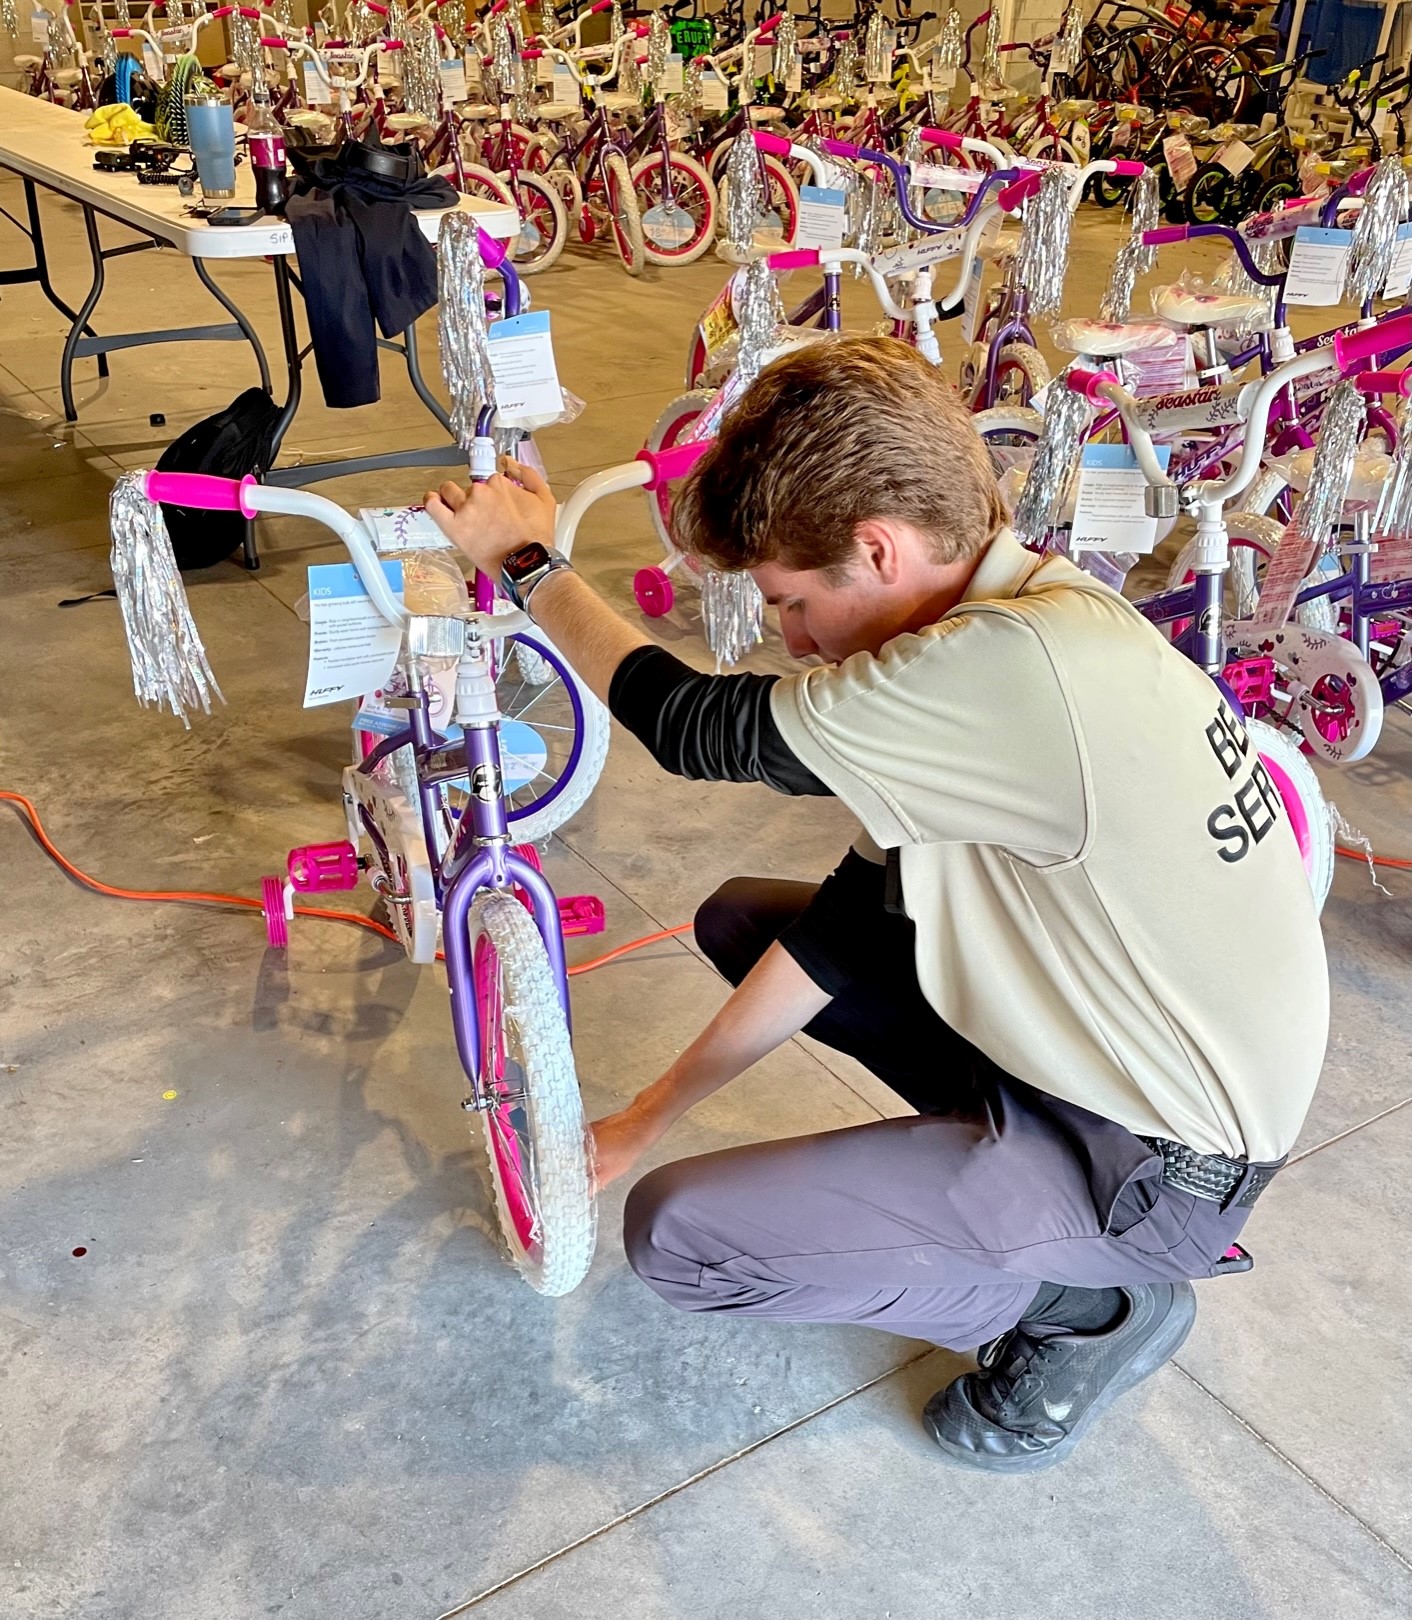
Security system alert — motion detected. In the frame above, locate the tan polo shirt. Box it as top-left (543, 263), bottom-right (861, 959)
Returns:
top-left (770, 528), bottom-right (1328, 1162)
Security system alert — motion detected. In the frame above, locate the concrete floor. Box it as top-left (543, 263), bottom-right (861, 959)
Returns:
top-left (1, 175), bottom-right (1411, 1620)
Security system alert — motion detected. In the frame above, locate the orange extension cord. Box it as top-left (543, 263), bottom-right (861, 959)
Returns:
top-left (2, 789), bottom-right (1408, 972)
top-left (0, 790), bottom-right (693, 975)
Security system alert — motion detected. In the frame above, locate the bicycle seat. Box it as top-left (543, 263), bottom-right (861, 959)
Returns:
top-left (535, 101), bottom-right (582, 121)
top-left (460, 102), bottom-right (500, 119)
top-left (809, 91), bottom-right (843, 109)
top-left (13, 53), bottom-right (41, 70)
top-left (1154, 284), bottom-right (1270, 330)
top-left (747, 105), bottom-right (788, 123)
top-left (384, 111), bottom-right (429, 133)
top-left (597, 89), bottom-right (640, 112)
top-left (54, 67), bottom-right (83, 86)
top-left (1267, 446), bottom-right (1392, 508)
top-left (1051, 318), bottom-right (1177, 356)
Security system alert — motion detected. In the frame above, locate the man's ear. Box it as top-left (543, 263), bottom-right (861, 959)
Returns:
top-left (852, 519), bottom-right (904, 585)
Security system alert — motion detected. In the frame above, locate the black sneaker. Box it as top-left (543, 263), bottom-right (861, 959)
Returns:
top-left (923, 1281), bottom-right (1197, 1473)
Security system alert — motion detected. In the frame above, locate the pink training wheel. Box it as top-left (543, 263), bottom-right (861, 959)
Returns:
top-left (634, 566), bottom-right (674, 617)
top-left (261, 876), bottom-right (289, 949)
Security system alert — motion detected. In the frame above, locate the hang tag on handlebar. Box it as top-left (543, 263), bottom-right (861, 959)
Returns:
top-left (1285, 226), bottom-right (1354, 307)
top-left (536, 54), bottom-right (555, 86)
top-left (304, 560), bottom-right (405, 709)
top-left (486, 309), bottom-right (562, 426)
top-left (29, 8), bottom-right (50, 44)
top-left (661, 52), bottom-right (685, 95)
top-left (794, 186), bottom-right (846, 252)
top-left (1383, 224), bottom-right (1412, 300)
top-left (1070, 443), bottom-right (1173, 556)
top-left (960, 257), bottom-right (985, 345)
top-left (439, 58), bottom-right (468, 105)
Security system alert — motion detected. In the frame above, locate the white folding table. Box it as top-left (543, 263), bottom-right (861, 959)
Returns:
top-left (0, 88), bottom-right (518, 563)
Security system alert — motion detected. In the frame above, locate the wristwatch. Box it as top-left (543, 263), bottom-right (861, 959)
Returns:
top-left (501, 542), bottom-right (572, 615)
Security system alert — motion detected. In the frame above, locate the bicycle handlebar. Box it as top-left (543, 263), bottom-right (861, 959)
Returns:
top-left (1141, 222), bottom-right (1284, 286)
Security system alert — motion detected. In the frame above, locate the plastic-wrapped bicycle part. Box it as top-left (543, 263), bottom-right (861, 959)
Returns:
top-left (1049, 318), bottom-right (1178, 357)
top-left (1151, 278), bottom-right (1272, 333)
top-left (1244, 717), bottom-right (1334, 913)
top-left (1265, 445), bottom-right (1393, 510)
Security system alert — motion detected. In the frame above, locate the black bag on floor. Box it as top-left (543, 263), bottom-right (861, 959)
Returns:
top-left (154, 388), bottom-right (283, 569)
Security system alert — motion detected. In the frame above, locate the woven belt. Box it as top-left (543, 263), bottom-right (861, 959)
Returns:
top-left (1138, 1137), bottom-right (1285, 1211)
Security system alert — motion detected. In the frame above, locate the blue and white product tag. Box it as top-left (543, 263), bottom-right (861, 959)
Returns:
top-left (660, 51), bottom-right (685, 95)
top-left (552, 59), bottom-right (578, 99)
top-left (1384, 223), bottom-right (1412, 299)
top-left (1070, 443), bottom-right (1173, 555)
top-left (304, 560), bottom-right (404, 707)
top-left (29, 7), bottom-right (50, 43)
top-left (438, 56), bottom-right (468, 105)
top-left (1284, 226), bottom-right (1355, 307)
top-left (486, 309), bottom-right (562, 426)
top-left (643, 202), bottom-right (699, 248)
top-left (794, 185), bottom-right (846, 252)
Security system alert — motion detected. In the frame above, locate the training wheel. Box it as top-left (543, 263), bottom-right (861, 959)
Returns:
top-left (261, 875), bottom-right (290, 950)
top-left (634, 566), bottom-right (674, 617)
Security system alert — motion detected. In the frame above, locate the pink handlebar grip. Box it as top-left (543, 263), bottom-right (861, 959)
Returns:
top-left (365, 0), bottom-right (388, 10)
top-left (1344, 166), bottom-right (1374, 198)
top-left (1142, 224), bottom-right (1189, 245)
top-left (766, 248), bottom-right (821, 270)
top-left (757, 13), bottom-right (783, 36)
top-left (521, 46), bottom-right (543, 58)
top-left (1110, 160), bottom-right (1146, 177)
top-left (589, 0), bottom-right (611, 11)
top-left (1335, 315), bottom-right (1412, 372)
top-left (997, 171), bottom-right (1041, 212)
top-left (110, 26), bottom-right (132, 34)
top-left (751, 129), bottom-right (792, 156)
top-left (145, 471), bottom-right (259, 518)
top-left (477, 226), bottom-right (509, 270)
top-left (636, 440), bottom-right (712, 488)
top-left (919, 126), bottom-right (963, 151)
top-left (261, 36), bottom-right (288, 48)
top-left (1066, 367), bottom-right (1120, 401)
top-left (1352, 368), bottom-right (1412, 397)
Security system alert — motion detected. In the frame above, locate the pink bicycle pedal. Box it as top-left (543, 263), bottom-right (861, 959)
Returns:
top-left (261, 876), bottom-right (290, 950)
top-left (287, 841), bottom-right (360, 893)
top-left (558, 895), bottom-right (606, 937)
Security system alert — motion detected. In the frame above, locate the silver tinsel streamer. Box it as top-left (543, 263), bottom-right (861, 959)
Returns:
top-left (436, 212), bottom-right (497, 452)
top-left (1373, 398), bottom-right (1412, 540)
top-left (1287, 380), bottom-right (1366, 546)
top-left (647, 9), bottom-right (669, 89)
top-left (488, 15), bottom-right (517, 106)
top-left (274, 0), bottom-right (295, 37)
top-left (980, 6), bottom-right (1004, 89)
top-left (0, 0), bottom-right (20, 39)
top-left (1212, 235), bottom-right (1282, 333)
top-left (724, 128), bottom-right (764, 253)
top-left (109, 475), bottom-right (224, 728)
top-left (735, 256), bottom-right (784, 385)
top-left (620, 38), bottom-right (641, 98)
top-left (610, 0), bottom-right (623, 43)
top-left (684, 52), bottom-right (703, 113)
top-left (1011, 380), bottom-right (1090, 545)
top-left (166, 0), bottom-right (186, 29)
top-left (1099, 168), bottom-right (1160, 320)
top-left (772, 9), bottom-right (796, 83)
top-left (401, 20), bottom-right (441, 122)
top-left (1345, 156), bottom-right (1411, 304)
top-left (540, 0), bottom-right (556, 41)
top-left (229, 9), bottom-right (258, 74)
top-left (1015, 165), bottom-right (1074, 318)
top-left (936, 7), bottom-right (962, 75)
top-left (113, 0), bottom-right (130, 27)
top-left (833, 34), bottom-right (858, 99)
top-left (864, 13), bottom-right (888, 83)
top-left (700, 568), bottom-right (763, 668)
top-left (1055, 0), bottom-right (1083, 72)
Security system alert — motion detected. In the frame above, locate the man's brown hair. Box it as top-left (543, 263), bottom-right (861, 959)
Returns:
top-left (671, 336), bottom-right (1005, 576)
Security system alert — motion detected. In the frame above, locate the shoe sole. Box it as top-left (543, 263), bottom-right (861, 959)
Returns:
top-left (924, 1285), bottom-right (1198, 1475)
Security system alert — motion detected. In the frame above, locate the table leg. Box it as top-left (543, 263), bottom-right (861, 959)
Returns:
top-left (192, 258), bottom-right (272, 394)
top-left (401, 318), bottom-right (453, 435)
top-left (59, 205), bottom-right (108, 422)
top-left (0, 179), bottom-right (110, 384)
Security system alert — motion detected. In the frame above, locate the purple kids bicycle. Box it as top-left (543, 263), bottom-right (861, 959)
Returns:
top-left (114, 428), bottom-right (712, 1294)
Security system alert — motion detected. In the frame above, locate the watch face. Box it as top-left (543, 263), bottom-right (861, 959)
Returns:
top-left (505, 542), bottom-right (551, 578)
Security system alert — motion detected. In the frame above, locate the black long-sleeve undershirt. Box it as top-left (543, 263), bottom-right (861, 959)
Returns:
top-left (607, 644), bottom-right (831, 796)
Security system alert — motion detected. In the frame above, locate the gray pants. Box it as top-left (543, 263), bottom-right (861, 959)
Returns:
top-left (623, 878), bottom-right (1256, 1351)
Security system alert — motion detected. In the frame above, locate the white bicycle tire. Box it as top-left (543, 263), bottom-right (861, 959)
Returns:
top-left (630, 148), bottom-right (719, 266)
top-left (469, 891), bottom-right (596, 1296)
top-left (507, 169), bottom-right (568, 273)
top-left (440, 161), bottom-right (516, 208)
top-left (1245, 717), bottom-right (1334, 913)
top-left (504, 627), bottom-right (610, 845)
top-left (603, 151), bottom-right (645, 275)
